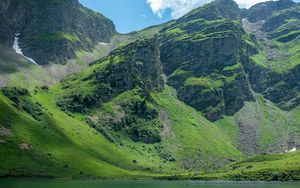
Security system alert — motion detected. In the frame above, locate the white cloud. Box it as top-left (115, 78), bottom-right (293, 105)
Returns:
top-left (235, 0), bottom-right (270, 8)
top-left (146, 0), bottom-right (273, 19)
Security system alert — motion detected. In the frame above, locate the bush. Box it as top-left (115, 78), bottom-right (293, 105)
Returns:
top-left (1, 87), bottom-right (43, 121)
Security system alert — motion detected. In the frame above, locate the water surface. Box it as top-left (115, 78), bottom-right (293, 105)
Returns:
top-left (0, 180), bottom-right (299, 188)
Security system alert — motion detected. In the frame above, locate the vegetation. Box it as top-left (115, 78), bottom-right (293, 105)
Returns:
top-left (33, 32), bottom-right (80, 42)
top-left (0, 0), bottom-right (300, 181)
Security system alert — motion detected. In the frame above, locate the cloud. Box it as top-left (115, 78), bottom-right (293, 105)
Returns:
top-left (235, 0), bottom-right (271, 8)
top-left (146, 0), bottom-right (207, 18)
top-left (146, 0), bottom-right (273, 19)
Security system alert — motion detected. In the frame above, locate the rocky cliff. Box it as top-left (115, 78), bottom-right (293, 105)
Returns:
top-left (159, 0), bottom-right (255, 121)
top-left (0, 0), bottom-right (116, 65)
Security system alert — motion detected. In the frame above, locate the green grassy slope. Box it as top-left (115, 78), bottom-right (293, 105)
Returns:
top-left (152, 86), bottom-right (243, 171)
top-left (215, 94), bottom-right (298, 155)
top-left (251, 38), bottom-right (300, 73)
top-left (220, 151), bottom-right (300, 181)
top-left (186, 151), bottom-right (300, 181)
top-left (0, 84), bottom-right (244, 178)
top-left (0, 90), bottom-right (168, 178)
top-left (1, 0), bottom-right (300, 181)
top-left (0, 45), bottom-right (55, 88)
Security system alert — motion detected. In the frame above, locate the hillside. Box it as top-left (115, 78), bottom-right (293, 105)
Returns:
top-left (0, 0), bottom-right (116, 65)
top-left (0, 0), bottom-right (300, 180)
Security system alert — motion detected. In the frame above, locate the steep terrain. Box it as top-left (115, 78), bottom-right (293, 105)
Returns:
top-left (159, 0), bottom-right (255, 121)
top-left (0, 0), bottom-right (115, 65)
top-left (0, 0), bottom-right (300, 180)
top-left (243, 0), bottom-right (300, 111)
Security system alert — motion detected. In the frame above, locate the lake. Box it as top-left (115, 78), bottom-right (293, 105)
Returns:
top-left (0, 180), bottom-right (300, 188)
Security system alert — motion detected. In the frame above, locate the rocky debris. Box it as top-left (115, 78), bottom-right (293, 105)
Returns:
top-left (235, 113), bottom-right (260, 155)
top-left (159, 110), bottom-right (173, 139)
top-left (19, 143), bottom-right (32, 151)
top-left (88, 115), bottom-right (99, 124)
top-left (242, 18), bottom-right (288, 61)
top-left (0, 127), bottom-right (12, 137)
top-left (239, 0), bottom-right (300, 112)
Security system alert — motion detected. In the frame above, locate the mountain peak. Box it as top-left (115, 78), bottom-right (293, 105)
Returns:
top-left (246, 0), bottom-right (296, 22)
top-left (181, 0), bottom-right (240, 22)
top-left (213, 0), bottom-right (237, 5)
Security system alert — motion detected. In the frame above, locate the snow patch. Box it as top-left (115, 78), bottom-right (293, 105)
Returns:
top-left (13, 33), bottom-right (38, 65)
top-left (100, 42), bottom-right (108, 45)
top-left (285, 147), bottom-right (297, 153)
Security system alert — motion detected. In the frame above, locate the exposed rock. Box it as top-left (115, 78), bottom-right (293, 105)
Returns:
top-left (159, 0), bottom-right (254, 121)
top-left (58, 38), bottom-right (164, 113)
top-left (0, 0), bottom-right (116, 65)
top-left (159, 110), bottom-right (173, 139)
top-left (0, 127), bottom-right (12, 137)
top-left (246, 0), bottom-right (296, 23)
top-left (19, 143), bottom-right (32, 151)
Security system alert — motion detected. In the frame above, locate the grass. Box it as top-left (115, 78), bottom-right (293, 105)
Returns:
top-left (162, 17), bottom-right (240, 43)
top-left (152, 86), bottom-right (243, 171)
top-left (224, 93), bottom-right (296, 153)
top-left (33, 32), bottom-right (80, 42)
top-left (215, 116), bottom-right (239, 146)
top-left (184, 77), bottom-right (223, 89)
top-left (0, 85), bottom-right (246, 178)
top-left (251, 38), bottom-right (300, 73)
top-left (0, 91), bottom-right (167, 178)
top-left (220, 151), bottom-right (300, 181)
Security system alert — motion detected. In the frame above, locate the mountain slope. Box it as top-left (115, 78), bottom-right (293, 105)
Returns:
top-left (0, 0), bottom-right (300, 180)
top-left (243, 0), bottom-right (300, 110)
top-left (159, 0), bottom-right (255, 121)
top-left (0, 0), bottom-right (115, 65)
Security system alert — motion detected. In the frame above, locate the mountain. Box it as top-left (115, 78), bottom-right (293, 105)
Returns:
top-left (243, 0), bottom-right (300, 111)
top-left (0, 0), bottom-right (115, 65)
top-left (0, 0), bottom-right (300, 180)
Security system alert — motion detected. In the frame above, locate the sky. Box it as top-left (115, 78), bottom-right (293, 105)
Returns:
top-left (79, 0), bottom-right (300, 34)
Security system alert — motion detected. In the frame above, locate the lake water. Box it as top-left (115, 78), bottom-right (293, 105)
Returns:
top-left (0, 180), bottom-right (299, 188)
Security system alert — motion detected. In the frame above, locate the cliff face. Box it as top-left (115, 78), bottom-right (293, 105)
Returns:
top-left (0, 0), bottom-right (116, 65)
top-left (246, 0), bottom-right (296, 22)
top-left (243, 0), bottom-right (300, 110)
top-left (57, 38), bottom-right (164, 113)
top-left (158, 0), bottom-right (255, 121)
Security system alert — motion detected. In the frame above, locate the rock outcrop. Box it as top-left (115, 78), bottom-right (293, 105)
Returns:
top-left (0, 0), bottom-right (116, 65)
top-left (159, 0), bottom-right (255, 121)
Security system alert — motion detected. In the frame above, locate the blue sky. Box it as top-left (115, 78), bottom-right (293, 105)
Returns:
top-left (79, 0), bottom-right (300, 34)
top-left (79, 0), bottom-right (172, 34)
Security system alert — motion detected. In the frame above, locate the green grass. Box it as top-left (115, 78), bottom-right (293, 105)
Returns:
top-left (231, 94), bottom-right (295, 152)
top-left (215, 116), bottom-right (239, 146)
top-left (176, 151), bottom-right (300, 181)
top-left (152, 86), bottom-right (243, 171)
top-left (184, 77), bottom-right (223, 89)
top-left (33, 32), bottom-right (80, 42)
top-left (0, 91), bottom-right (168, 178)
top-left (251, 38), bottom-right (300, 73)
top-left (0, 84), bottom-right (246, 177)
top-left (220, 151), bottom-right (300, 181)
